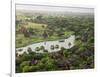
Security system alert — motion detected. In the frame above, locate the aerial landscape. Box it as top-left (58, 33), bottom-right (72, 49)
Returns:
top-left (15, 4), bottom-right (94, 73)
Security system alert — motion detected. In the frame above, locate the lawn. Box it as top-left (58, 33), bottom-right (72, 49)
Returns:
top-left (24, 22), bottom-right (47, 30)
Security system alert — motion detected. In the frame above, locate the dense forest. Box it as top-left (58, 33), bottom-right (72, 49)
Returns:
top-left (16, 10), bottom-right (94, 73)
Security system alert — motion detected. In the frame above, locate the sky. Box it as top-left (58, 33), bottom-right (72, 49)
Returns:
top-left (16, 4), bottom-right (94, 14)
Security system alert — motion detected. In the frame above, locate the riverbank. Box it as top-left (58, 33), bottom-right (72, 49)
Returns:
top-left (16, 35), bottom-right (75, 55)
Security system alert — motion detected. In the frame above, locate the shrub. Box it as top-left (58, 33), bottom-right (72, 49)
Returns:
top-left (27, 47), bottom-right (32, 54)
top-left (68, 42), bottom-right (71, 47)
top-left (22, 66), bottom-right (30, 72)
top-left (50, 45), bottom-right (55, 50)
top-left (39, 57), bottom-right (57, 70)
top-left (29, 66), bottom-right (39, 72)
top-left (60, 47), bottom-right (66, 51)
top-left (55, 45), bottom-right (59, 49)
top-left (18, 48), bottom-right (23, 52)
top-left (20, 61), bottom-right (30, 69)
top-left (40, 46), bottom-right (45, 50)
top-left (35, 47), bottom-right (40, 51)
top-left (43, 49), bottom-right (48, 53)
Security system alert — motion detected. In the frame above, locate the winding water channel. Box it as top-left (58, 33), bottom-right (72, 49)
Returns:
top-left (16, 35), bottom-right (75, 54)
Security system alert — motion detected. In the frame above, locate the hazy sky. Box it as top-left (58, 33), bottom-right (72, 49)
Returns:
top-left (16, 4), bottom-right (94, 13)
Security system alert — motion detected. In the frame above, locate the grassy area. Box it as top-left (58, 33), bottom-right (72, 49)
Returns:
top-left (16, 19), bottom-right (71, 48)
top-left (16, 21), bottom-right (49, 48)
top-left (16, 33), bottom-right (66, 48)
top-left (25, 22), bottom-right (47, 30)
